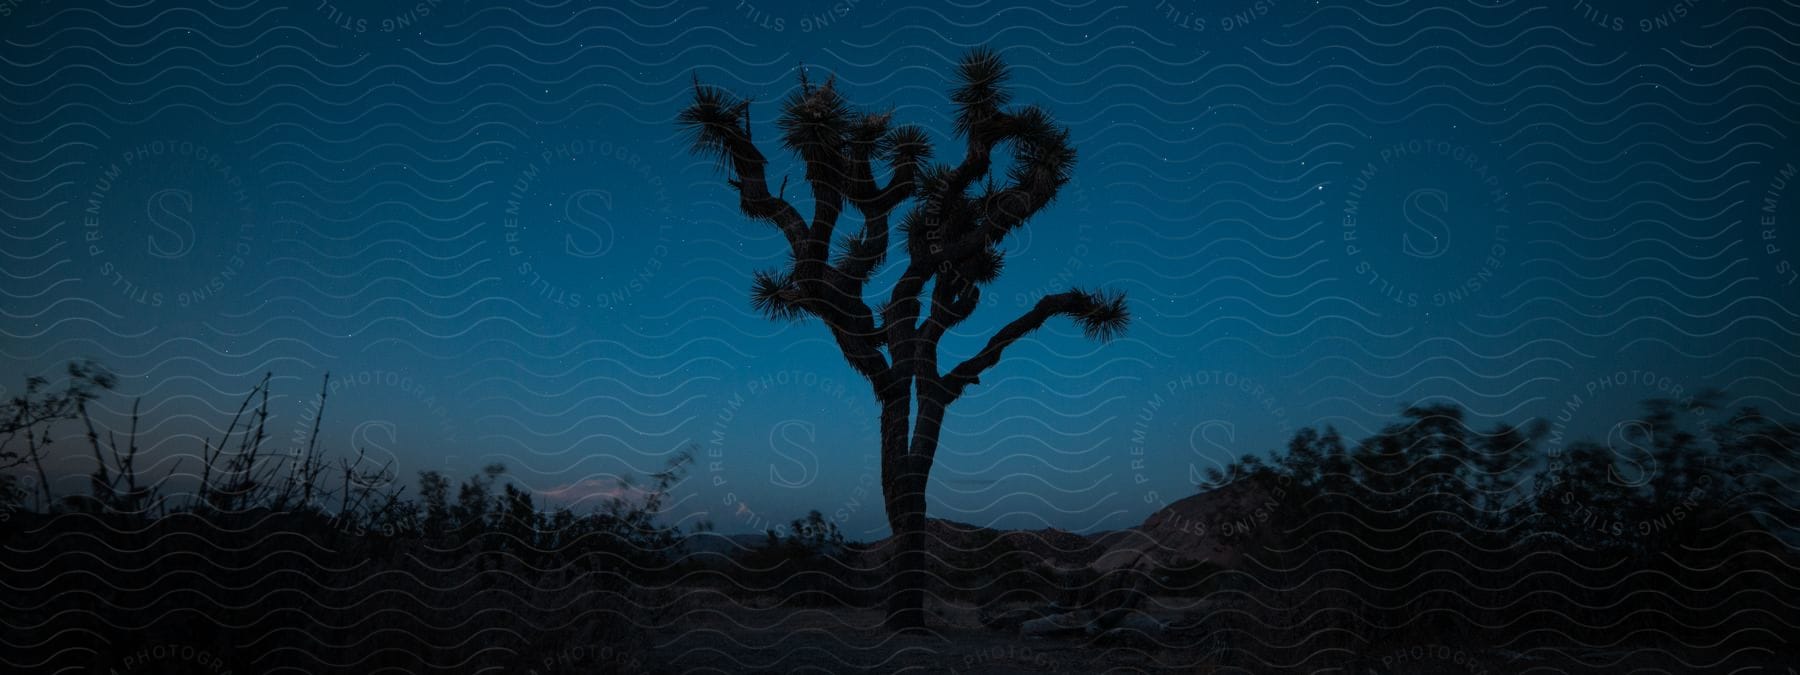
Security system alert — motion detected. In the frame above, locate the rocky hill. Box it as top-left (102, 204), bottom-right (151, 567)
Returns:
top-left (832, 478), bottom-right (1278, 572)
top-left (1090, 478), bottom-right (1279, 571)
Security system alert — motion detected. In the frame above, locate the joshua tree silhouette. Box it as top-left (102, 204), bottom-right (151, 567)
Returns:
top-left (678, 48), bottom-right (1131, 631)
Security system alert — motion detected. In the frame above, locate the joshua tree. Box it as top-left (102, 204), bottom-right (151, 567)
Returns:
top-left (678, 48), bottom-right (1130, 631)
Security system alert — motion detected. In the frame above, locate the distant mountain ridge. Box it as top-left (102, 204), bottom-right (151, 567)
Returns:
top-left (693, 479), bottom-right (1275, 571)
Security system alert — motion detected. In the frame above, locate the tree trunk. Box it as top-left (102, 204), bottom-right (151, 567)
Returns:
top-left (877, 388), bottom-right (927, 631)
top-left (882, 392), bottom-right (949, 632)
top-left (883, 458), bottom-right (929, 632)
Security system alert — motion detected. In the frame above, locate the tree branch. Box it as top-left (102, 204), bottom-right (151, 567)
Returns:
top-left (919, 272), bottom-right (979, 345)
top-left (829, 324), bottom-right (895, 389)
top-left (942, 289), bottom-right (1129, 399)
top-left (678, 82), bottom-right (810, 255)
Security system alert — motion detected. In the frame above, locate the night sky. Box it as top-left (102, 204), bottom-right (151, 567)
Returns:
top-left (3, 0), bottom-right (1795, 539)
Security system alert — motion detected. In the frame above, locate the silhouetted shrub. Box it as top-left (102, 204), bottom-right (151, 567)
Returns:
top-left (1168, 400), bottom-right (1799, 673)
top-left (0, 366), bottom-right (695, 674)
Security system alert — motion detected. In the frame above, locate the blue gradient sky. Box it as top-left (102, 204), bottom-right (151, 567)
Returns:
top-left (3, 0), bottom-right (1796, 537)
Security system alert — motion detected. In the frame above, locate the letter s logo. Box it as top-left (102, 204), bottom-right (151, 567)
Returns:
top-left (767, 419), bottom-right (819, 489)
top-left (145, 189), bottom-right (197, 259)
top-left (1400, 188), bottom-right (1451, 259)
top-left (1605, 419), bottom-right (1658, 488)
top-left (1187, 419), bottom-right (1236, 489)
top-left (347, 420), bottom-right (402, 489)
top-left (562, 189), bottom-right (615, 258)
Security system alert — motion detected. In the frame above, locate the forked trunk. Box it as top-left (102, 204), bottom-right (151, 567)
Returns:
top-left (881, 391), bottom-right (949, 632)
top-left (882, 462), bottom-right (929, 632)
top-left (876, 389), bottom-right (924, 631)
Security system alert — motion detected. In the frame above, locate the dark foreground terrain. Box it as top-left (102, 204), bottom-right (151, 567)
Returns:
top-left (4, 381), bottom-right (1796, 673)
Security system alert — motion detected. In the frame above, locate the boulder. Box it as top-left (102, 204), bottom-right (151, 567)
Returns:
top-left (1091, 478), bottom-right (1281, 572)
top-left (1019, 610), bottom-right (1093, 638)
top-left (1115, 610), bottom-right (1166, 635)
top-left (980, 605), bottom-right (1056, 632)
top-left (1095, 625), bottom-right (1159, 649)
top-left (1089, 609), bottom-right (1166, 644)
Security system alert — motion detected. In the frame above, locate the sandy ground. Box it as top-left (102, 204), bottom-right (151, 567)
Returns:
top-left (643, 593), bottom-right (1208, 674)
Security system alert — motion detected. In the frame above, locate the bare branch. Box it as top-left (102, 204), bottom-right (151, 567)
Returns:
top-left (828, 324), bottom-right (895, 388)
top-left (919, 272), bottom-right (980, 345)
top-left (942, 289), bottom-right (1130, 399)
